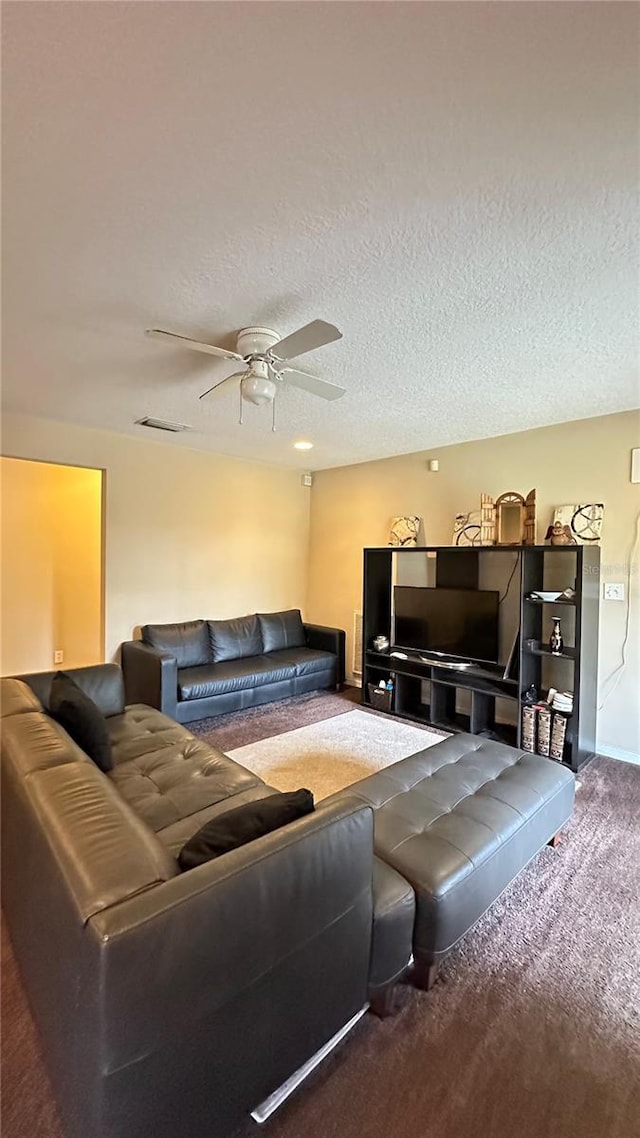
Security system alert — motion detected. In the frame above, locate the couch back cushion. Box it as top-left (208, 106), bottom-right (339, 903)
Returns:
top-left (208, 615), bottom-right (263, 663)
top-left (258, 610), bottom-right (306, 654)
top-left (1, 694), bottom-right (178, 923)
top-left (143, 620), bottom-right (211, 668)
top-left (16, 663), bottom-right (126, 718)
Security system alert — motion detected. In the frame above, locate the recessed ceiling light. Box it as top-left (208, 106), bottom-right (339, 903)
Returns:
top-left (293, 440), bottom-right (314, 451)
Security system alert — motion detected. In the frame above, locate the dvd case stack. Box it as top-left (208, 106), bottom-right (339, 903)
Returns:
top-left (537, 708), bottom-right (552, 757)
top-left (550, 713), bottom-right (568, 760)
top-left (521, 705), bottom-right (537, 752)
top-left (520, 696), bottom-right (572, 764)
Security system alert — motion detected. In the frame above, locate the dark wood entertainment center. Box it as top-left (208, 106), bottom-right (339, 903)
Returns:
top-left (362, 544), bottom-right (600, 772)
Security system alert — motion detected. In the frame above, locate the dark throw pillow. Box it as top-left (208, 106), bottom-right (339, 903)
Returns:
top-left (178, 789), bottom-right (315, 870)
top-left (49, 671), bottom-right (113, 773)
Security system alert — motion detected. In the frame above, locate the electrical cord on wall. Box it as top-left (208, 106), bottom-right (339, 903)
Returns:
top-left (597, 510), bottom-right (640, 711)
top-left (499, 551), bottom-right (521, 604)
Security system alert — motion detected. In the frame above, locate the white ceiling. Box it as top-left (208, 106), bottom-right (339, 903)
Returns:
top-left (2, 2), bottom-right (638, 470)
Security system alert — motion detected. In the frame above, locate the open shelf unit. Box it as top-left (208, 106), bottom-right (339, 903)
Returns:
top-left (362, 544), bottom-right (600, 772)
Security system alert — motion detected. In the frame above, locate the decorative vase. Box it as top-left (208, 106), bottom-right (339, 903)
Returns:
top-left (549, 617), bottom-right (564, 656)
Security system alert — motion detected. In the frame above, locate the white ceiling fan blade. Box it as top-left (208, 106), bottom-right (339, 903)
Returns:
top-left (146, 328), bottom-right (244, 362)
top-left (269, 320), bottom-right (342, 363)
top-left (279, 367), bottom-right (346, 401)
top-left (199, 371), bottom-right (246, 400)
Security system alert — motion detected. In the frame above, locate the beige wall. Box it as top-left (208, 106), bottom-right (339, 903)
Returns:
top-left (306, 410), bottom-right (640, 760)
top-left (1, 413), bottom-right (311, 664)
top-left (1, 457), bottom-right (103, 673)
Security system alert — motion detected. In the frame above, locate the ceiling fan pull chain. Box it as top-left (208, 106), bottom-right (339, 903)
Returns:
top-left (239, 382), bottom-right (244, 425)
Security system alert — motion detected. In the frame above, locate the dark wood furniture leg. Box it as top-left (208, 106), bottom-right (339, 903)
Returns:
top-left (413, 960), bottom-right (440, 991)
top-left (369, 983), bottom-right (400, 1018)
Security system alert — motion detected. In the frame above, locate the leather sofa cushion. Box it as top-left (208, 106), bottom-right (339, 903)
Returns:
top-left (1, 703), bottom-right (90, 776)
top-left (49, 672), bottom-right (113, 773)
top-left (22, 761), bottom-right (179, 923)
top-left (208, 615), bottom-right (263, 662)
top-left (370, 858), bottom-right (415, 991)
top-left (0, 678), bottom-right (43, 718)
top-left (267, 647), bottom-right (336, 677)
top-left (257, 609), bottom-right (306, 653)
top-left (108, 705), bottom-right (263, 834)
top-left (177, 656), bottom-right (297, 701)
top-left (143, 621), bottom-right (211, 668)
top-left (17, 663), bottom-right (126, 718)
top-left (178, 789), bottom-right (315, 869)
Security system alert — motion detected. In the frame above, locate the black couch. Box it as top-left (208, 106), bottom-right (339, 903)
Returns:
top-left (121, 609), bottom-right (345, 723)
top-left (1, 665), bottom-right (414, 1138)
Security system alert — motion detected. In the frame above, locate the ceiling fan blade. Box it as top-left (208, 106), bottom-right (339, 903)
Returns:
top-left (279, 367), bottom-right (346, 401)
top-left (199, 371), bottom-right (246, 400)
top-left (269, 320), bottom-right (342, 362)
top-left (146, 328), bottom-right (244, 362)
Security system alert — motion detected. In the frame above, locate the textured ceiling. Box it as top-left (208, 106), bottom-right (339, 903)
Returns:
top-left (2, 1), bottom-right (638, 470)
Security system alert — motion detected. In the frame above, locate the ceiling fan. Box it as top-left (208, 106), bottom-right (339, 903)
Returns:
top-left (145, 320), bottom-right (345, 430)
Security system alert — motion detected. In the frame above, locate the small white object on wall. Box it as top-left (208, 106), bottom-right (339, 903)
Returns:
top-left (631, 449), bottom-right (640, 484)
top-left (300, 472), bottom-right (313, 487)
top-left (428, 459), bottom-right (439, 472)
top-left (603, 583), bottom-right (625, 601)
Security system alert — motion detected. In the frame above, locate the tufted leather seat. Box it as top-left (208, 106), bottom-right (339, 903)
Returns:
top-left (327, 733), bottom-right (575, 973)
top-left (107, 704), bottom-right (269, 837)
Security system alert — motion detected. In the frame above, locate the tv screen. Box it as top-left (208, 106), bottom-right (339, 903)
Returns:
top-left (393, 587), bottom-right (499, 664)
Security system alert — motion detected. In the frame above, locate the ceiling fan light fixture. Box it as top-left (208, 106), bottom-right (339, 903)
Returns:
top-left (293, 440), bottom-right (314, 451)
top-left (241, 370), bottom-right (277, 406)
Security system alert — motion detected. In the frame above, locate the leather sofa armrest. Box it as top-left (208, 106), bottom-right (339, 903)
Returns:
top-left (88, 799), bottom-right (374, 1127)
top-left (121, 641), bottom-right (178, 719)
top-left (369, 857), bottom-right (415, 994)
top-left (303, 623), bottom-right (346, 684)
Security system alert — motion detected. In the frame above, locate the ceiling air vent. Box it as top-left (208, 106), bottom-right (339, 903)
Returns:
top-left (135, 417), bottom-right (192, 433)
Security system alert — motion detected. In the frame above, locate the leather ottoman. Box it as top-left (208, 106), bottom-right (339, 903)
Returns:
top-left (327, 733), bottom-right (575, 989)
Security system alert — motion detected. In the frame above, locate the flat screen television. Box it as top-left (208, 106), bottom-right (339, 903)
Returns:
top-left (393, 586), bottom-right (499, 664)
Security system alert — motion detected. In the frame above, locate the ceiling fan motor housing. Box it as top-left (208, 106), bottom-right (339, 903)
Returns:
top-left (236, 327), bottom-right (280, 358)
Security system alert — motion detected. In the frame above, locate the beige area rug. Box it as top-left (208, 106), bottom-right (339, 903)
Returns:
top-left (227, 708), bottom-right (445, 799)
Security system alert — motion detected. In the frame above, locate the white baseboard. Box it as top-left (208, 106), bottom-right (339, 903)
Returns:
top-left (597, 744), bottom-right (640, 766)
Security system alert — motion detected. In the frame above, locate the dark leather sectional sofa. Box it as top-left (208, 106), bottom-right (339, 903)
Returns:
top-left (1, 659), bottom-right (574, 1138)
top-left (121, 608), bottom-right (345, 722)
top-left (0, 664), bottom-right (413, 1138)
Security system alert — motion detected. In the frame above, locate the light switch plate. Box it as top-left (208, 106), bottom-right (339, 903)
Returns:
top-left (54, 650), bottom-right (64, 664)
top-left (603, 583), bottom-right (625, 601)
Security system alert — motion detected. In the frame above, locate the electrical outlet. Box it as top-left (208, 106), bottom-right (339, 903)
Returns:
top-left (54, 650), bottom-right (64, 664)
top-left (603, 583), bottom-right (625, 601)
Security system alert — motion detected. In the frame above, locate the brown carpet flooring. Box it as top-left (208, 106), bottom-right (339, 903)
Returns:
top-left (2, 692), bottom-right (639, 1138)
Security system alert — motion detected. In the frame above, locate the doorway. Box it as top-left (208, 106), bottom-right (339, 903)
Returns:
top-left (0, 456), bottom-right (104, 675)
